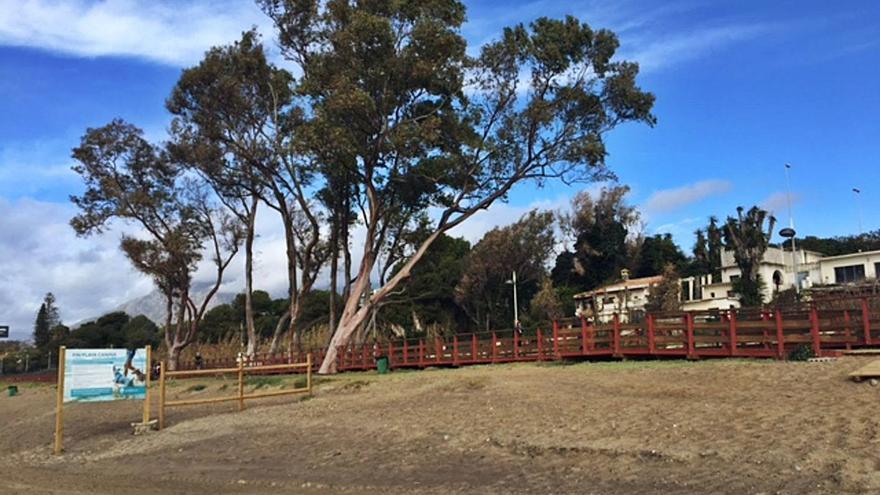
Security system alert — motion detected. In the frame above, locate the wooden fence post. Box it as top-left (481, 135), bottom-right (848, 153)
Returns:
top-left (581, 318), bottom-right (589, 355)
top-left (453, 336), bottom-right (459, 365)
top-left (306, 353), bottom-right (312, 394)
top-left (537, 328), bottom-right (543, 360)
top-left (844, 310), bottom-right (853, 351)
top-left (492, 332), bottom-right (498, 362)
top-left (775, 309), bottom-right (785, 359)
top-left (647, 314), bottom-right (656, 354)
top-left (403, 340), bottom-right (409, 365)
top-left (685, 313), bottom-right (696, 359)
top-left (143, 345), bottom-right (151, 425)
top-left (418, 340), bottom-right (425, 367)
top-left (53, 346), bottom-right (66, 455)
top-left (862, 298), bottom-right (872, 345)
top-left (811, 305), bottom-right (821, 357)
top-left (514, 330), bottom-right (520, 359)
top-left (553, 320), bottom-right (560, 358)
top-left (729, 310), bottom-right (738, 357)
top-left (471, 334), bottom-right (478, 362)
top-left (435, 337), bottom-right (442, 364)
top-left (388, 341), bottom-right (394, 368)
top-left (237, 359), bottom-right (245, 412)
top-left (612, 314), bottom-right (621, 357)
top-left (159, 361), bottom-right (166, 430)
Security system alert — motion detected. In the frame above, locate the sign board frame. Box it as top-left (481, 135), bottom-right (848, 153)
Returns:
top-left (54, 346), bottom-right (152, 455)
top-left (0, 325), bottom-right (8, 338)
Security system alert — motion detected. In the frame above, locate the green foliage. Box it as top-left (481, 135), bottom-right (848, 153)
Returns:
top-left (527, 279), bottom-right (565, 324)
top-left (732, 275), bottom-right (767, 308)
top-left (788, 344), bottom-right (815, 361)
top-left (786, 231), bottom-right (880, 256)
top-left (553, 186), bottom-right (640, 291)
top-left (645, 264), bottom-right (682, 313)
top-left (688, 217), bottom-right (724, 278)
top-left (724, 206), bottom-right (776, 306)
top-left (63, 312), bottom-right (161, 350)
top-left (634, 234), bottom-right (687, 278)
top-left (381, 234), bottom-right (471, 332)
top-left (33, 293), bottom-right (60, 350)
top-left (456, 210), bottom-right (556, 330)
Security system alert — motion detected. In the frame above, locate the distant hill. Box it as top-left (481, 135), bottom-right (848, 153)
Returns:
top-left (75, 284), bottom-right (236, 327)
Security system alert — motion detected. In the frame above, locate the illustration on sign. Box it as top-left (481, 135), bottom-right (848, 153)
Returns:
top-left (63, 349), bottom-right (148, 403)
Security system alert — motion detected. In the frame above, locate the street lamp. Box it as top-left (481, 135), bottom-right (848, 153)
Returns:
top-left (505, 271), bottom-right (520, 333)
top-left (853, 188), bottom-right (864, 237)
top-left (782, 164), bottom-right (800, 293)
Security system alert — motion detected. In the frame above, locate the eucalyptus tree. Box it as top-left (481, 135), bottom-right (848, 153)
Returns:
top-left (723, 206), bottom-right (777, 306)
top-left (167, 30), bottom-right (326, 355)
top-left (70, 120), bottom-right (243, 369)
top-left (260, 1), bottom-right (656, 372)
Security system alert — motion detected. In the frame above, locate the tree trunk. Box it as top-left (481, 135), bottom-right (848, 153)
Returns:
top-left (167, 342), bottom-right (185, 371)
top-left (318, 229), bottom-right (445, 373)
top-left (329, 215), bottom-right (339, 331)
top-left (244, 198), bottom-right (258, 357)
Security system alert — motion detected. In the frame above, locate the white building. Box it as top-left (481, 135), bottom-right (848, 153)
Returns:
top-left (573, 275), bottom-right (663, 322)
top-left (574, 247), bottom-right (880, 320)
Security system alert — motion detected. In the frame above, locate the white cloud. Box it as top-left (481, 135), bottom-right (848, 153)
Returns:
top-left (0, 197), bottom-right (153, 340)
top-left (642, 179), bottom-right (732, 215)
top-left (622, 23), bottom-right (773, 73)
top-left (760, 191), bottom-right (799, 217)
top-left (0, 0), bottom-right (272, 66)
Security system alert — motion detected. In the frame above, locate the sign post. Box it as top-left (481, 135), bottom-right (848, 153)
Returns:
top-left (54, 346), bottom-right (66, 455)
top-left (54, 346), bottom-right (151, 455)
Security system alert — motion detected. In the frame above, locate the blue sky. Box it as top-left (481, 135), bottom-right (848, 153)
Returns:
top-left (0, 0), bottom-right (878, 338)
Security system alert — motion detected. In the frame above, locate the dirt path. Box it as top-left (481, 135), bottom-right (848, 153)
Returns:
top-left (2, 357), bottom-right (880, 494)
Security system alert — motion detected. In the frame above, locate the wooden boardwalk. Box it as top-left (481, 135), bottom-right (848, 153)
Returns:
top-left (181, 296), bottom-right (880, 374)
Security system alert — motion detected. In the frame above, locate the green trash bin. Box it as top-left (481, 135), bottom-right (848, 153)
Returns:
top-left (7, 385), bottom-right (18, 397)
top-left (376, 356), bottom-right (390, 374)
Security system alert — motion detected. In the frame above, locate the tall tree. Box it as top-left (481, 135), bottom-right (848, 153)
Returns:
top-left (261, 2), bottom-right (655, 372)
top-left (553, 186), bottom-right (641, 291)
top-left (633, 233), bottom-right (686, 278)
top-left (645, 263), bottom-right (682, 313)
top-left (33, 292), bottom-right (59, 350)
top-left (167, 30), bottom-right (326, 356)
top-left (723, 206), bottom-right (776, 306)
top-left (70, 120), bottom-right (243, 369)
top-left (455, 210), bottom-right (557, 331)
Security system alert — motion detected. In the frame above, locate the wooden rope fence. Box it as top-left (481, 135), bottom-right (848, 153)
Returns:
top-left (158, 354), bottom-right (312, 429)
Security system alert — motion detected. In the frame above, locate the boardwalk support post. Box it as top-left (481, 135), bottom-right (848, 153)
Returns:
top-left (686, 313), bottom-right (696, 359)
top-left (810, 305), bottom-right (821, 357)
top-left (775, 309), bottom-right (785, 359)
top-left (729, 311), bottom-right (738, 357)
top-left (553, 320), bottom-right (560, 358)
top-left (612, 314), bottom-right (621, 357)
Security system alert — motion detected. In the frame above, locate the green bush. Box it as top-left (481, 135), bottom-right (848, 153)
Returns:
top-left (788, 344), bottom-right (815, 361)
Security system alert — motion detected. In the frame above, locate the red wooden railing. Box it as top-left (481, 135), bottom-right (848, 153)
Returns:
top-left (171, 296), bottom-right (880, 373)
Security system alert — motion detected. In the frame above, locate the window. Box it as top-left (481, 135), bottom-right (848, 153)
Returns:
top-left (729, 275), bottom-right (741, 283)
top-left (681, 280), bottom-right (691, 302)
top-left (875, 263), bottom-right (880, 279)
top-left (835, 264), bottom-right (866, 284)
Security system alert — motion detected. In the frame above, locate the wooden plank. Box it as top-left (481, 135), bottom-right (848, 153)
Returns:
top-left (849, 360), bottom-right (880, 381)
top-left (54, 346), bottom-right (66, 456)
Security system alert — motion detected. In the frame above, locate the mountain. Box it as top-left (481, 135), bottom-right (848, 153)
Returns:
top-left (75, 284), bottom-right (236, 327)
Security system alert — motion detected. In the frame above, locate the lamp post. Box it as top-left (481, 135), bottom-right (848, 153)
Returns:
top-left (506, 271), bottom-right (520, 333)
top-left (782, 164), bottom-right (800, 293)
top-left (853, 188), bottom-right (864, 236)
